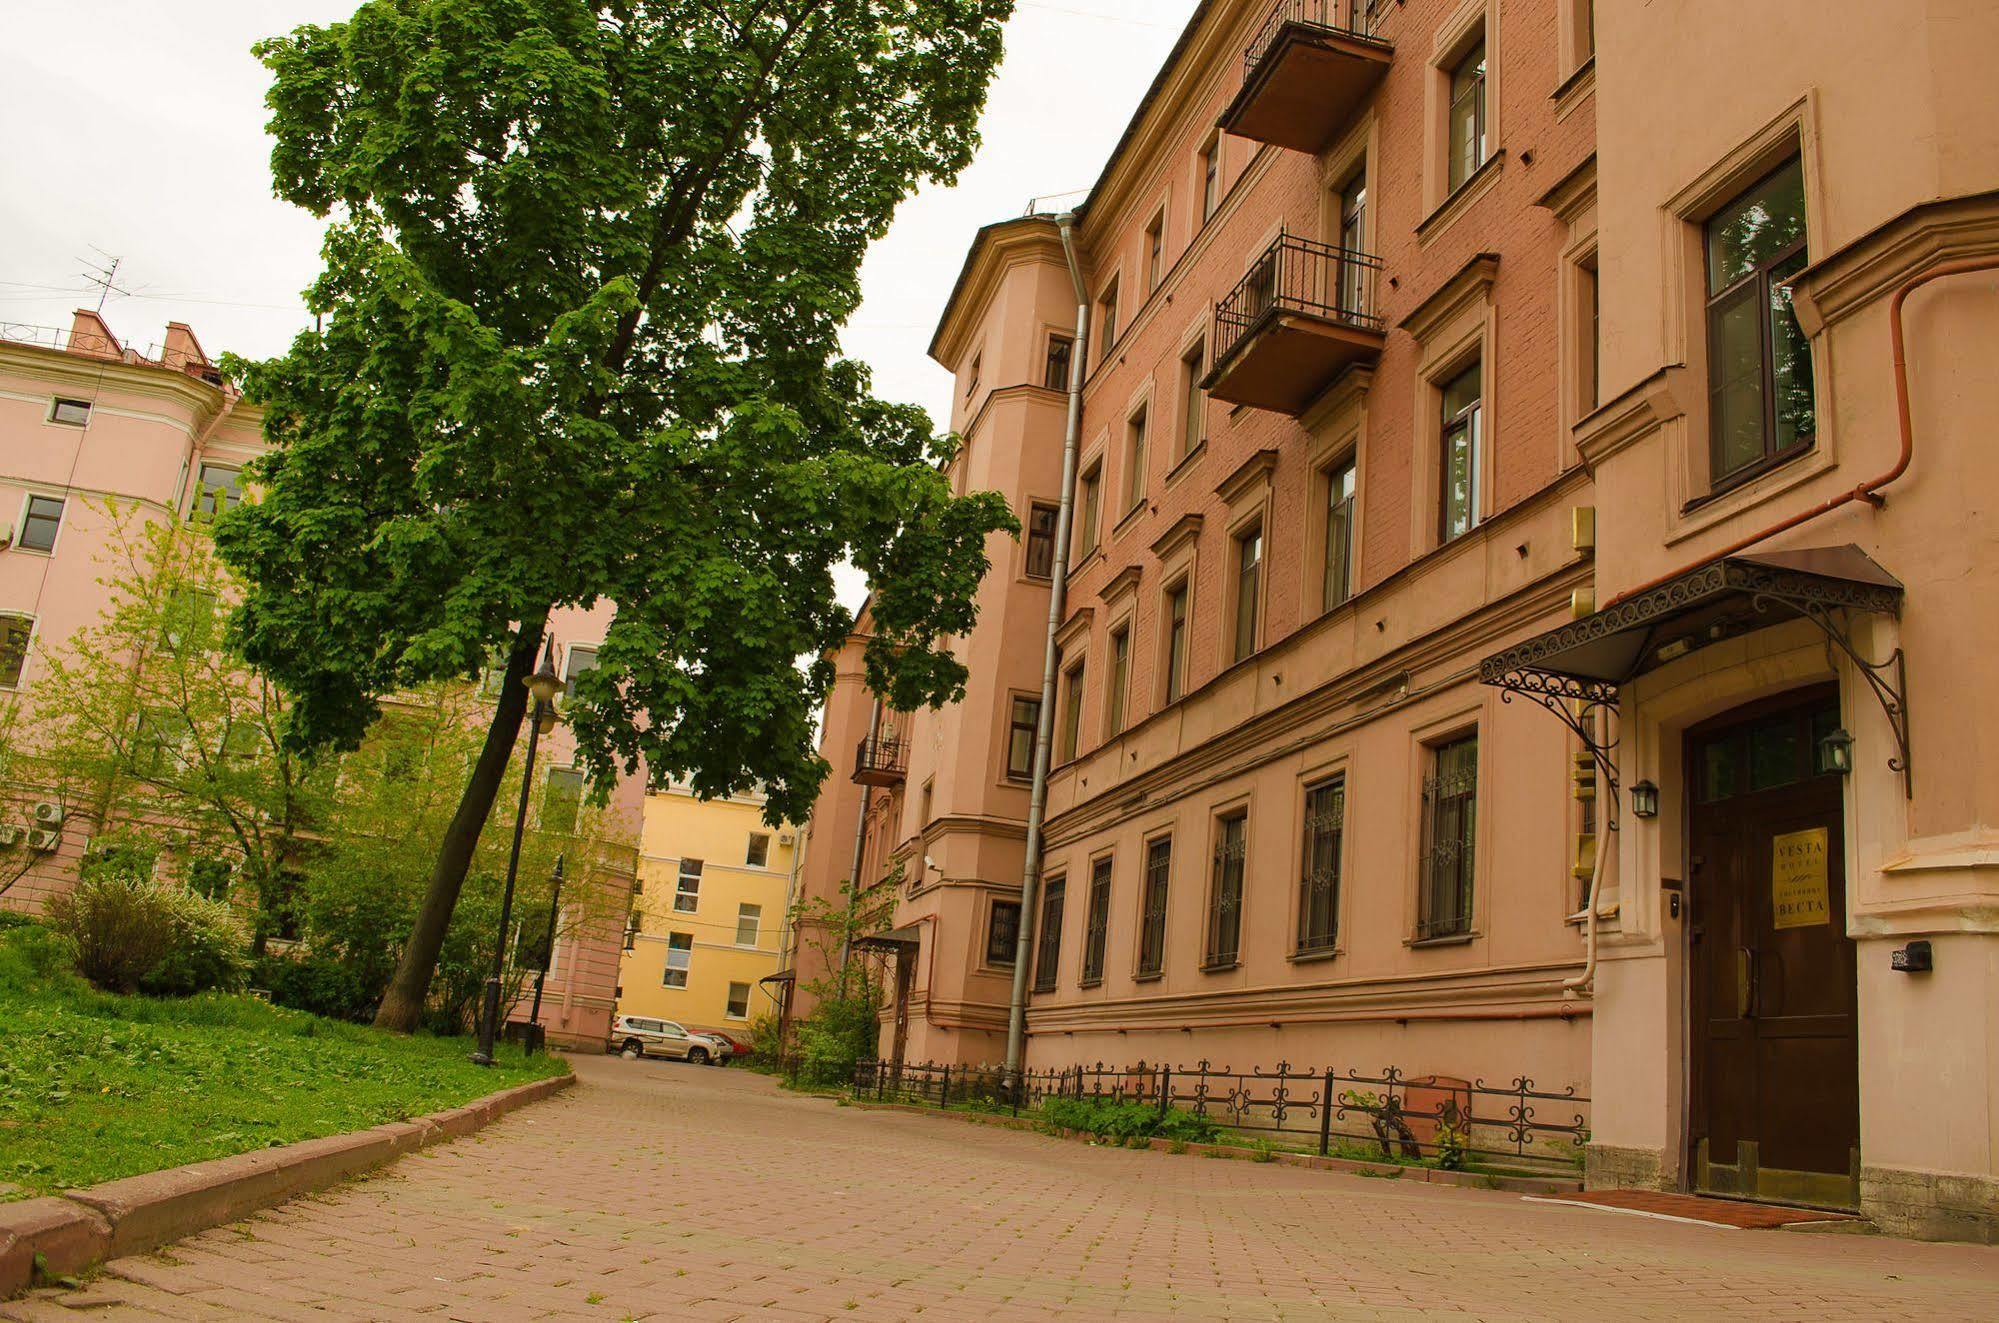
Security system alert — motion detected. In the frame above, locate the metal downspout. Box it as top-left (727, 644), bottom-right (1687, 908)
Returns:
top-left (838, 696), bottom-right (882, 991)
top-left (1005, 213), bottom-right (1092, 1083)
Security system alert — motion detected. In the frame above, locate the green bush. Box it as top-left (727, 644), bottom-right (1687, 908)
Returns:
top-left (252, 951), bottom-right (380, 1022)
top-left (1037, 1096), bottom-right (1220, 1145)
top-left (45, 857), bottom-right (248, 997)
top-left (792, 994), bottom-right (881, 1089)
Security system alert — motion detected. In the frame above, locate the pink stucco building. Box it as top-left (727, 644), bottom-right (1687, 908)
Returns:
top-left (799, 0), bottom-right (1999, 1240)
top-left (0, 311), bottom-right (641, 1052)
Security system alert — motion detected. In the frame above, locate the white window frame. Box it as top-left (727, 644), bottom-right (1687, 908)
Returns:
top-left (735, 902), bottom-right (762, 948)
top-left (674, 858), bottom-right (702, 913)
top-left (0, 614), bottom-right (34, 690)
top-left (662, 933), bottom-right (693, 988)
top-left (16, 492), bottom-right (66, 556)
top-left (47, 397), bottom-right (90, 427)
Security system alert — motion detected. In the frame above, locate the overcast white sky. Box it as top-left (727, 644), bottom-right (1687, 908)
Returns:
top-left (1, 0), bottom-right (1195, 467)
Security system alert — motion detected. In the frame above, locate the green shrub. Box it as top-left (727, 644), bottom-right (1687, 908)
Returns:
top-left (45, 859), bottom-right (248, 997)
top-left (252, 952), bottom-right (380, 1022)
top-left (792, 994), bottom-right (881, 1089)
top-left (1037, 1096), bottom-right (1220, 1145)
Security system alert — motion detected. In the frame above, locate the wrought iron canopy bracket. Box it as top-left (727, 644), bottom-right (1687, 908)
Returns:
top-left (1749, 590), bottom-right (1912, 797)
top-left (1480, 664), bottom-right (1623, 831)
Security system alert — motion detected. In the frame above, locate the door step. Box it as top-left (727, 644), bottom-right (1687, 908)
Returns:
top-left (1524, 1190), bottom-right (1865, 1231)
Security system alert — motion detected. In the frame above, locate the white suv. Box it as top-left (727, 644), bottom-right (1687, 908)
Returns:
top-left (610, 1014), bottom-right (726, 1065)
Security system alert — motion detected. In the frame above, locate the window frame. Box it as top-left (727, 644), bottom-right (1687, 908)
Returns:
top-left (1058, 658), bottom-right (1086, 763)
top-left (662, 932), bottom-right (694, 988)
top-left (1124, 407), bottom-right (1148, 514)
top-left (985, 898), bottom-right (1022, 968)
top-left (1322, 457), bottom-right (1357, 612)
top-left (562, 644), bottom-right (599, 701)
top-left (191, 463), bottom-right (242, 523)
top-left (1446, 39), bottom-right (1489, 194)
top-left (1417, 732), bottom-right (1480, 942)
top-left (48, 397), bottom-right (91, 428)
top-left (735, 902), bottom-right (762, 948)
top-left (17, 493), bottom-right (65, 555)
top-left (1104, 624), bottom-right (1130, 738)
top-left (1097, 277), bottom-right (1121, 362)
top-left (674, 858), bottom-right (704, 913)
top-left (1204, 812), bottom-right (1247, 970)
top-left (1145, 209), bottom-right (1167, 292)
top-left (541, 765), bottom-right (585, 835)
top-left (746, 832), bottom-right (771, 868)
top-left (1231, 522), bottom-right (1262, 663)
top-left (1075, 462), bottom-right (1102, 560)
top-left (1178, 339), bottom-right (1207, 463)
top-left (1032, 875), bottom-right (1065, 993)
top-left (1438, 361), bottom-right (1483, 543)
top-left (1137, 836), bottom-right (1171, 977)
top-left (725, 981), bottom-right (752, 1019)
top-left (1024, 501), bottom-right (1059, 579)
top-left (1198, 135), bottom-right (1221, 224)
top-left (1162, 580), bottom-right (1190, 704)
top-left (1004, 695), bottom-right (1041, 782)
top-left (1297, 777), bottom-right (1346, 955)
top-left (1080, 856), bottom-right (1113, 986)
top-left (1044, 333), bottom-right (1076, 390)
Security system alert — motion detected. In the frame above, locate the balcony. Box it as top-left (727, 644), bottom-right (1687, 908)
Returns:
top-left (1204, 234), bottom-right (1385, 415)
top-left (852, 733), bottom-right (909, 787)
top-left (1218, 1), bottom-right (1393, 154)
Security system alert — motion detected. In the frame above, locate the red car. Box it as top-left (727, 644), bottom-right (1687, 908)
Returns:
top-left (699, 1028), bottom-right (753, 1059)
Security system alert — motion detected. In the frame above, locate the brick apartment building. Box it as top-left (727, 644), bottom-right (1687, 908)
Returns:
top-left (797, 0), bottom-right (1999, 1240)
top-left (0, 311), bottom-right (643, 1051)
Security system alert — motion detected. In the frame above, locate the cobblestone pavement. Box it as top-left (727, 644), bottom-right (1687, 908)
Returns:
top-left (10, 1055), bottom-right (1998, 1321)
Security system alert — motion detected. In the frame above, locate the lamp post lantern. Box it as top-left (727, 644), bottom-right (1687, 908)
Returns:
top-left (472, 637), bottom-right (564, 1066)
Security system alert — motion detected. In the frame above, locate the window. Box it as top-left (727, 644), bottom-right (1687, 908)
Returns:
top-left (1163, 582), bottom-right (1190, 703)
top-left (1440, 361), bottom-right (1482, 542)
top-left (1199, 138), bottom-right (1221, 222)
top-left (1075, 464), bottom-right (1102, 560)
top-left (735, 902), bottom-right (762, 947)
top-left (675, 858), bottom-right (703, 913)
top-left (1298, 778), bottom-right (1345, 954)
top-left (662, 932), bottom-right (693, 988)
top-left (1137, 838), bottom-right (1171, 976)
top-left (1580, 255), bottom-right (1601, 413)
top-left (18, 495), bottom-right (63, 553)
top-left (1146, 212), bottom-right (1166, 291)
top-left (1232, 525), bottom-right (1262, 662)
top-left (1323, 459), bottom-right (1356, 611)
top-left (1124, 408), bottom-right (1147, 511)
top-left (1044, 334), bottom-right (1075, 390)
top-left (1024, 502), bottom-right (1059, 579)
top-left (1179, 340), bottom-right (1207, 461)
top-left (1081, 857), bottom-right (1112, 985)
top-left (1005, 696), bottom-right (1040, 781)
top-left (192, 464), bottom-right (241, 522)
top-left (1705, 155), bottom-right (1813, 487)
top-left (1104, 626), bottom-right (1130, 737)
top-left (1205, 813), bottom-right (1247, 968)
top-left (1447, 40), bottom-right (1488, 192)
top-left (1058, 660), bottom-right (1085, 762)
top-left (1336, 170), bottom-right (1369, 317)
top-left (49, 398), bottom-right (91, 427)
top-left (986, 900), bottom-right (1021, 967)
top-left (562, 645), bottom-right (599, 701)
top-left (745, 832), bottom-right (772, 867)
top-left (726, 982), bottom-right (751, 1019)
top-left (1098, 278), bottom-right (1120, 359)
top-left (160, 587), bottom-right (219, 653)
top-left (966, 351), bottom-right (981, 399)
top-left (542, 766), bottom-right (585, 834)
top-left (1419, 733), bottom-right (1479, 940)
top-left (1033, 877), bottom-right (1065, 992)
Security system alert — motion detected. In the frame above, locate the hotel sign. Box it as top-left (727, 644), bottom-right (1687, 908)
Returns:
top-left (1772, 828), bottom-right (1831, 930)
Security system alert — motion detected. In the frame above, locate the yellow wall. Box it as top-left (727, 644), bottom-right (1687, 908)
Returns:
top-left (616, 784), bottom-right (798, 1034)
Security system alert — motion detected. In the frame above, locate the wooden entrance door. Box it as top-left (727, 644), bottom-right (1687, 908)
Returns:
top-left (1687, 687), bottom-right (1859, 1206)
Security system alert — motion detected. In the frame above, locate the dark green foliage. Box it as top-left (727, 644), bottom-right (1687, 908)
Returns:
top-left (1037, 1097), bottom-right (1222, 1146)
top-left (791, 991), bottom-right (883, 1089)
top-left (45, 848), bottom-right (249, 998)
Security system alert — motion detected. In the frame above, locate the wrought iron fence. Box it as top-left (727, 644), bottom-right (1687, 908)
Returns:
top-left (1211, 234), bottom-right (1384, 372)
top-left (853, 1057), bottom-right (1588, 1173)
top-left (0, 320), bottom-right (217, 377)
top-left (1243, 0), bottom-right (1392, 82)
top-left (852, 733), bottom-right (909, 783)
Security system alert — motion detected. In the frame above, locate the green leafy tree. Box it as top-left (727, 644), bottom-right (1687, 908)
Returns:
top-left (11, 505), bottom-right (332, 943)
top-left (222, 0), bottom-right (1019, 1032)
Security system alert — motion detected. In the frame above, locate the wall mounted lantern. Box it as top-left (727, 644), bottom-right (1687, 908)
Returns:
top-left (1629, 780), bottom-right (1660, 819)
top-left (1819, 727), bottom-right (1856, 776)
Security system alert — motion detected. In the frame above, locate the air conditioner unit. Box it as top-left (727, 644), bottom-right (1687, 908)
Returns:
top-left (33, 802), bottom-right (63, 827)
top-left (0, 824), bottom-right (20, 847)
top-left (28, 828), bottom-right (60, 853)
top-left (778, 832), bottom-right (796, 847)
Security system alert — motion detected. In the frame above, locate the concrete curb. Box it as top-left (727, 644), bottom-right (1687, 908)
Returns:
top-left (842, 1097), bottom-right (1582, 1196)
top-left (1, 1073), bottom-right (571, 1297)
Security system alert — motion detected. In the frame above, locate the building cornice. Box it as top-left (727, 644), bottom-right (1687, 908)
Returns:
top-left (1213, 447), bottom-right (1278, 504)
top-left (1789, 187), bottom-right (1999, 335)
top-left (1534, 152), bottom-right (1597, 222)
top-left (0, 342), bottom-right (232, 418)
top-left (1573, 364), bottom-right (1690, 471)
top-left (1397, 252), bottom-right (1501, 341)
top-left (927, 217), bottom-right (1069, 369)
top-left (1149, 512), bottom-right (1204, 559)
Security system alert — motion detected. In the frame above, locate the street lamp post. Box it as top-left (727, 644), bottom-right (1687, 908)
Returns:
top-left (525, 854), bottom-right (566, 1053)
top-left (472, 637), bottom-right (564, 1067)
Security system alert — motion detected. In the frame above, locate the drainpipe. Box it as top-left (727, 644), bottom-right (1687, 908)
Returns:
top-left (1005, 213), bottom-right (1092, 1083)
top-left (838, 696), bottom-right (882, 991)
top-left (1604, 256), bottom-right (1999, 608)
top-left (1565, 702), bottom-right (1613, 993)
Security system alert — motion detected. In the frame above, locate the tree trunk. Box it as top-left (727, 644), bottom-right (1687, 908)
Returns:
top-left (373, 614), bottom-right (546, 1032)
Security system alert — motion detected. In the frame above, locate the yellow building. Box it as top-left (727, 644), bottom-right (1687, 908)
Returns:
top-left (617, 782), bottom-right (798, 1036)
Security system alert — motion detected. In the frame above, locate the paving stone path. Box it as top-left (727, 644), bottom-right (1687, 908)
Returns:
top-left (8, 1054), bottom-right (1997, 1321)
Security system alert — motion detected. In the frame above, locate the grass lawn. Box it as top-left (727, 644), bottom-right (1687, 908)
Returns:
top-left (0, 917), bottom-right (566, 1199)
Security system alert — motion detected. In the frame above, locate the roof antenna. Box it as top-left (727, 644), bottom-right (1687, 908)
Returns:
top-left (78, 247), bottom-right (132, 314)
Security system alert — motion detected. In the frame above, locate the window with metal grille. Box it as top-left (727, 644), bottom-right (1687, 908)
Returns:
top-left (1025, 502), bottom-right (1059, 578)
top-left (1081, 857), bottom-right (1112, 985)
top-left (1138, 838), bottom-right (1171, 976)
top-left (1033, 877), bottom-right (1064, 992)
top-left (675, 858), bottom-right (703, 913)
top-left (1205, 813), bottom-right (1246, 967)
top-left (986, 900), bottom-right (1021, 967)
top-left (1298, 778), bottom-right (1345, 954)
top-left (1419, 734), bottom-right (1479, 939)
top-left (662, 932), bottom-right (693, 987)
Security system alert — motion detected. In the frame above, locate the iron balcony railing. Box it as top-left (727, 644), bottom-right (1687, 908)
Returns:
top-left (852, 1057), bottom-right (1589, 1173)
top-left (852, 733), bottom-right (909, 784)
top-left (0, 320), bottom-right (222, 381)
top-left (1243, 0), bottom-right (1392, 82)
top-left (1211, 232), bottom-right (1384, 372)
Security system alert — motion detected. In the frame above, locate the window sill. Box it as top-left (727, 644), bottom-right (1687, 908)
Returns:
top-left (1680, 442), bottom-right (1815, 514)
top-left (1416, 151), bottom-right (1505, 249)
top-left (1078, 977), bottom-right (1103, 990)
top-left (1133, 970), bottom-right (1164, 984)
top-left (1031, 983), bottom-right (1057, 996)
top-left (1406, 932), bottom-right (1476, 949)
top-left (1289, 946), bottom-right (1343, 964)
top-left (1112, 500), bottom-right (1149, 539)
top-left (1199, 958), bottom-right (1240, 974)
top-left (1165, 439), bottom-right (1207, 488)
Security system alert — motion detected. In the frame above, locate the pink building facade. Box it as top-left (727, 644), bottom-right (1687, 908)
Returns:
top-left (802, 0), bottom-right (1999, 1239)
top-left (0, 312), bottom-right (642, 1053)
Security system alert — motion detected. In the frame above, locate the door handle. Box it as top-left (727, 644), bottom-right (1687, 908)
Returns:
top-left (1736, 947), bottom-right (1756, 1019)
